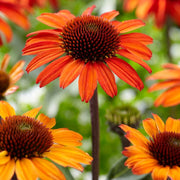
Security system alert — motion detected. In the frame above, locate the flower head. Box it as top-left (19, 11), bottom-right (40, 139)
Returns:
top-left (0, 101), bottom-right (92, 180)
top-left (23, 5), bottom-right (152, 102)
top-left (120, 114), bottom-right (180, 180)
top-left (0, 0), bottom-right (30, 46)
top-left (123, 0), bottom-right (180, 28)
top-left (0, 54), bottom-right (25, 99)
top-left (147, 63), bottom-right (180, 107)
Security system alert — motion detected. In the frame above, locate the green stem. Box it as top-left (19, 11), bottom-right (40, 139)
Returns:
top-left (89, 88), bottom-right (99, 180)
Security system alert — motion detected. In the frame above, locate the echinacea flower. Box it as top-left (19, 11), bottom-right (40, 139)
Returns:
top-left (0, 54), bottom-right (25, 99)
top-left (0, 101), bottom-right (92, 180)
top-left (23, 5), bottom-right (152, 102)
top-left (120, 113), bottom-right (180, 180)
top-left (0, 0), bottom-right (30, 46)
top-left (6, 0), bottom-right (59, 12)
top-left (147, 63), bottom-right (180, 107)
top-left (123, 0), bottom-right (180, 28)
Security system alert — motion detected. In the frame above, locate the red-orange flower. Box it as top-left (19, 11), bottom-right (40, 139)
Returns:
top-left (120, 114), bottom-right (180, 180)
top-left (0, 0), bottom-right (30, 46)
top-left (6, 0), bottom-right (59, 12)
top-left (123, 0), bottom-right (180, 28)
top-left (147, 63), bottom-right (180, 107)
top-left (23, 5), bottom-right (152, 102)
top-left (0, 54), bottom-right (25, 99)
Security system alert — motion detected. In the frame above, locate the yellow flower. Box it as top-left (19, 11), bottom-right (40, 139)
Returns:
top-left (0, 101), bottom-right (92, 180)
top-left (120, 114), bottom-right (180, 180)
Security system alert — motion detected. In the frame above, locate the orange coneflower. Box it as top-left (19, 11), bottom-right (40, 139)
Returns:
top-left (0, 101), bottom-right (92, 180)
top-left (0, 54), bottom-right (25, 99)
top-left (147, 63), bottom-right (180, 107)
top-left (23, 5), bottom-right (152, 103)
top-left (120, 113), bottom-right (180, 180)
top-left (0, 0), bottom-right (29, 46)
top-left (123, 0), bottom-right (180, 28)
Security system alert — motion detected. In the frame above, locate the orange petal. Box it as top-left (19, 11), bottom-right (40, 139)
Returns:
top-left (107, 57), bottom-right (144, 90)
top-left (1, 54), bottom-right (10, 71)
top-left (0, 18), bottom-right (12, 43)
top-left (52, 129), bottom-right (83, 146)
top-left (32, 158), bottom-right (65, 180)
top-left (116, 19), bottom-right (145, 33)
top-left (123, 146), bottom-right (147, 157)
top-left (100, 10), bottom-right (119, 20)
top-left (0, 154), bottom-right (11, 165)
top-left (81, 5), bottom-right (96, 16)
top-left (15, 158), bottom-right (37, 180)
top-left (168, 166), bottom-right (180, 180)
top-left (117, 49), bottom-right (152, 73)
top-left (132, 158), bottom-right (158, 175)
top-left (148, 80), bottom-right (180, 92)
top-left (0, 159), bottom-right (15, 180)
top-left (26, 29), bottom-right (61, 37)
top-left (152, 114), bottom-right (165, 132)
top-left (59, 60), bottom-right (84, 88)
top-left (94, 62), bottom-right (117, 97)
top-left (0, 4), bottom-right (30, 29)
top-left (120, 124), bottom-right (149, 149)
top-left (36, 56), bottom-right (71, 86)
top-left (26, 49), bottom-right (63, 72)
top-left (151, 165), bottom-right (169, 180)
top-left (120, 40), bottom-right (152, 60)
top-left (120, 33), bottom-right (153, 45)
top-left (0, 101), bottom-right (16, 119)
top-left (165, 117), bottom-right (180, 133)
top-left (37, 113), bottom-right (56, 128)
top-left (22, 106), bottom-right (42, 118)
top-left (143, 118), bottom-right (158, 138)
top-left (123, 0), bottom-right (139, 12)
top-left (37, 12), bottom-right (68, 29)
top-left (78, 62), bottom-right (98, 102)
top-left (162, 63), bottom-right (180, 70)
top-left (3, 85), bottom-right (19, 96)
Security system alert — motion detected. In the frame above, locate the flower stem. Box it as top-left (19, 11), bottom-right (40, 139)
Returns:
top-left (89, 88), bottom-right (99, 180)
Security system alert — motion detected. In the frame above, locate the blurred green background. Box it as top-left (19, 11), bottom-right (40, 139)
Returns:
top-left (1, 0), bottom-right (180, 179)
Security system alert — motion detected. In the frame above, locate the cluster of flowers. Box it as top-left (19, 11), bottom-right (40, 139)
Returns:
top-left (1, 0), bottom-right (180, 179)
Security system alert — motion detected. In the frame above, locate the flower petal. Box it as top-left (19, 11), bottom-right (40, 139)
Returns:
top-left (152, 114), bottom-right (165, 132)
top-left (1, 54), bottom-right (10, 71)
top-left (151, 165), bottom-right (169, 180)
top-left (0, 101), bottom-right (16, 119)
top-left (3, 85), bottom-right (19, 96)
top-left (15, 158), bottom-right (37, 180)
top-left (22, 107), bottom-right (42, 118)
top-left (60, 60), bottom-right (84, 89)
top-left (32, 158), bottom-right (65, 180)
top-left (94, 62), bottom-right (117, 97)
top-left (165, 117), bottom-right (180, 133)
top-left (0, 18), bottom-right (12, 43)
top-left (78, 62), bottom-right (97, 102)
top-left (107, 57), bottom-right (144, 90)
top-left (116, 19), bottom-right (145, 33)
top-left (0, 159), bottom-right (15, 180)
top-left (81, 5), bottom-right (96, 16)
top-left (100, 10), bottom-right (119, 20)
top-left (52, 129), bottom-right (82, 146)
top-left (168, 166), bottom-right (180, 180)
top-left (0, 151), bottom-right (11, 165)
top-left (37, 113), bottom-right (56, 128)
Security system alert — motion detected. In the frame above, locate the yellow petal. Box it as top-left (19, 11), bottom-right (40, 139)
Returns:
top-left (168, 166), bottom-right (180, 180)
top-left (0, 101), bottom-right (16, 119)
top-left (52, 129), bottom-right (82, 146)
top-left (15, 158), bottom-right (37, 180)
top-left (22, 106), bottom-right (42, 118)
top-left (0, 153), bottom-right (10, 165)
top-left (152, 114), bottom-right (165, 132)
top-left (1, 54), bottom-right (10, 71)
top-left (165, 117), bottom-right (180, 133)
top-left (151, 165), bottom-right (169, 180)
top-left (32, 158), bottom-right (65, 180)
top-left (0, 159), bottom-right (15, 180)
top-left (143, 118), bottom-right (158, 138)
top-left (37, 113), bottom-right (56, 128)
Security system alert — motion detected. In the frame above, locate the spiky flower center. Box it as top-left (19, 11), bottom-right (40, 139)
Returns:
top-left (61, 15), bottom-right (120, 62)
top-left (148, 132), bottom-right (180, 168)
top-left (0, 115), bottom-right (53, 159)
top-left (0, 70), bottom-right (10, 94)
